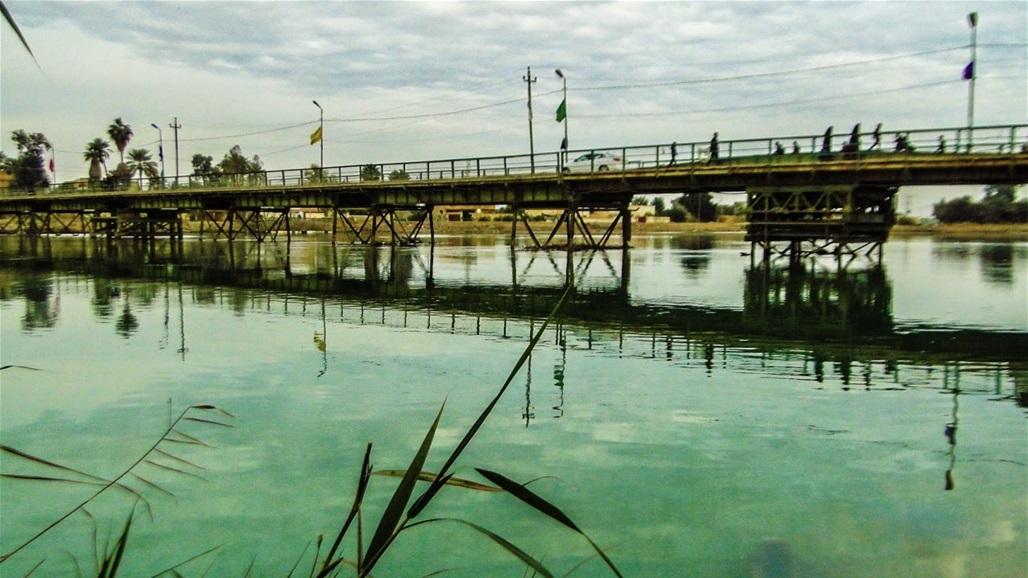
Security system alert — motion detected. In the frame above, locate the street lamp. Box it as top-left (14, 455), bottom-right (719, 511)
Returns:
top-left (312, 100), bottom-right (324, 171)
top-left (150, 123), bottom-right (165, 185)
top-left (555, 69), bottom-right (568, 168)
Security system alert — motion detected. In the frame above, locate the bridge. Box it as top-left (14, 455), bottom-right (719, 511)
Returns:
top-left (1, 124), bottom-right (1026, 259)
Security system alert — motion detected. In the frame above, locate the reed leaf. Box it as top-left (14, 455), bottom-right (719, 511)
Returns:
top-left (0, 364), bottom-right (42, 371)
top-left (285, 538), bottom-right (313, 578)
top-left (474, 469), bottom-right (623, 577)
top-left (145, 544), bottom-right (223, 578)
top-left (0, 474), bottom-right (105, 485)
top-left (429, 518), bottom-right (554, 578)
top-left (165, 429), bottom-right (210, 447)
top-left (98, 511), bottom-right (132, 578)
top-left (182, 416), bottom-right (233, 428)
top-left (142, 459), bottom-right (204, 479)
top-left (152, 448), bottom-right (205, 471)
top-left (1, 444), bottom-right (109, 482)
top-left (0, 405), bottom-right (231, 564)
top-left (362, 402), bottom-right (446, 575)
top-left (318, 443), bottom-right (373, 578)
top-left (371, 470), bottom-right (501, 492)
top-left (409, 284), bottom-right (572, 519)
top-left (127, 473), bottom-right (176, 499)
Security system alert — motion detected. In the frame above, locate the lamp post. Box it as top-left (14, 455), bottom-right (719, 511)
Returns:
top-left (965, 12), bottom-right (978, 152)
top-left (150, 123), bottom-right (165, 186)
top-left (555, 69), bottom-right (568, 168)
top-left (313, 100), bottom-right (324, 171)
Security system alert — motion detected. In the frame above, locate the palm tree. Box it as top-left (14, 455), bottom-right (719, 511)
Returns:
top-left (125, 148), bottom-right (158, 183)
top-left (107, 118), bottom-right (133, 164)
top-left (83, 138), bottom-right (112, 181)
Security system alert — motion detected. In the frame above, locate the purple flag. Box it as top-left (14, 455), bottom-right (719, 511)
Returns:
top-left (962, 62), bottom-right (974, 80)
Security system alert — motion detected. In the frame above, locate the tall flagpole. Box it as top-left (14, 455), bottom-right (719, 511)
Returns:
top-left (966, 12), bottom-right (978, 152)
top-left (313, 100), bottom-right (324, 170)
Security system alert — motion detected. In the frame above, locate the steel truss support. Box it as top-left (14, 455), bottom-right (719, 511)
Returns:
top-left (201, 208), bottom-right (288, 242)
top-left (89, 210), bottom-right (183, 240)
top-left (746, 184), bottom-right (896, 264)
top-left (0, 212), bottom-right (92, 236)
top-left (514, 202), bottom-right (630, 250)
top-left (333, 205), bottom-right (430, 246)
top-left (0, 213), bottom-right (21, 234)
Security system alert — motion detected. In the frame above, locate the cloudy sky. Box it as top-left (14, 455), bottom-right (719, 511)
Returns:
top-left (2, 1), bottom-right (1025, 211)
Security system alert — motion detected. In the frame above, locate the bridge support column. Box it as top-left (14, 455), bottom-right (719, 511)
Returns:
top-left (201, 208), bottom-right (287, 242)
top-left (335, 206), bottom-right (427, 246)
top-left (537, 201), bottom-right (631, 250)
top-left (745, 184), bottom-right (896, 264)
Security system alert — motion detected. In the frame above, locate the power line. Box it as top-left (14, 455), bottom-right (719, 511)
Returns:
top-left (577, 79), bottom-right (962, 119)
top-left (573, 46), bottom-right (968, 92)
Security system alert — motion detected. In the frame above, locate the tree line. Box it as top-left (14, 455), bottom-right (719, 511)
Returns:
top-left (932, 185), bottom-right (1026, 224)
top-left (634, 185), bottom-right (1026, 225)
top-left (1, 119), bottom-right (273, 192)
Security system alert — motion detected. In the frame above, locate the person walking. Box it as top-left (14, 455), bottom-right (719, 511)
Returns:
top-left (709, 132), bottom-right (720, 165)
top-left (869, 123), bottom-right (883, 151)
top-left (669, 141), bottom-right (678, 166)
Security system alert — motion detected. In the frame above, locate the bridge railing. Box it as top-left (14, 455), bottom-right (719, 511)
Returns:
top-left (2, 124), bottom-right (1024, 197)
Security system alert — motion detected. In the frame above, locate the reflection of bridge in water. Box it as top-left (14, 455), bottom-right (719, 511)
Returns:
top-left (3, 237), bottom-right (1024, 406)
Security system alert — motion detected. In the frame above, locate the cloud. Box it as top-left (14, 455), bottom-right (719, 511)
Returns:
top-left (2, 1), bottom-right (1024, 181)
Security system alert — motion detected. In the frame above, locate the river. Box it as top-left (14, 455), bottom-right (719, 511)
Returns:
top-left (0, 233), bottom-right (1025, 577)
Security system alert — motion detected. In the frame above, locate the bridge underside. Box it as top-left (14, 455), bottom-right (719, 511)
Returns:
top-left (745, 184), bottom-right (897, 264)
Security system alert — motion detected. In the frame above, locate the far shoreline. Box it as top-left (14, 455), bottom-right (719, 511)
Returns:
top-left (424, 219), bottom-right (1027, 242)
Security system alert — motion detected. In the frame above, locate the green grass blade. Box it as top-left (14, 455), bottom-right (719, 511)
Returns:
top-left (363, 402), bottom-right (446, 574)
top-left (0, 1), bottom-right (38, 63)
top-left (372, 470), bottom-right (500, 492)
top-left (474, 469), bottom-right (579, 531)
top-left (101, 511), bottom-right (133, 578)
top-left (409, 284), bottom-right (572, 518)
top-left (475, 469), bottom-right (622, 577)
top-left (319, 443), bottom-right (373, 577)
top-left (146, 544), bottom-right (224, 578)
top-left (446, 519), bottom-right (554, 578)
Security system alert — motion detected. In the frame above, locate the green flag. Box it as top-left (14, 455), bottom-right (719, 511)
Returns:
top-left (555, 98), bottom-right (566, 122)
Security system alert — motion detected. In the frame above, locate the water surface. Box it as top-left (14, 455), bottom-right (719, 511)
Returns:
top-left (1, 234), bottom-right (1025, 577)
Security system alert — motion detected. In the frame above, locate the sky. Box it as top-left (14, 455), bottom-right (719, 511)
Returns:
top-left (1, 1), bottom-right (1026, 214)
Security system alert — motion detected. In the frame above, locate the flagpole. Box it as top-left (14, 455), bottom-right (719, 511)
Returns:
top-left (967, 12), bottom-right (978, 152)
top-left (555, 69), bottom-right (568, 168)
top-left (151, 123), bottom-right (165, 186)
top-left (313, 100), bottom-right (324, 170)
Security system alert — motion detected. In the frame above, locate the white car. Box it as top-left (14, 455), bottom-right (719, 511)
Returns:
top-left (562, 151), bottom-right (624, 173)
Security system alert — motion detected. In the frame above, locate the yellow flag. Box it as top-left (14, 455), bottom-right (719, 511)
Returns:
top-left (310, 125), bottom-right (323, 145)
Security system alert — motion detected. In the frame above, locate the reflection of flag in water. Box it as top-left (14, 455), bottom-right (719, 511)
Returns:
top-left (313, 332), bottom-right (326, 352)
top-left (962, 62), bottom-right (974, 80)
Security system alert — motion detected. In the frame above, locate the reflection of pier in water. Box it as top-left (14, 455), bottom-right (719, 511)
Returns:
top-left (2, 237), bottom-right (1024, 404)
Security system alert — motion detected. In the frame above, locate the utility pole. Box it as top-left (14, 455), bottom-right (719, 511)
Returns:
top-left (523, 66), bottom-right (537, 174)
top-left (169, 117), bottom-right (182, 186)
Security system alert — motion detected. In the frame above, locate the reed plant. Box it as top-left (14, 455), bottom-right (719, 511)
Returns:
top-left (1, 283), bottom-right (622, 577)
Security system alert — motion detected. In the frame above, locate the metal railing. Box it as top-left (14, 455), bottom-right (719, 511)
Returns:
top-left (3, 124), bottom-right (1024, 197)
